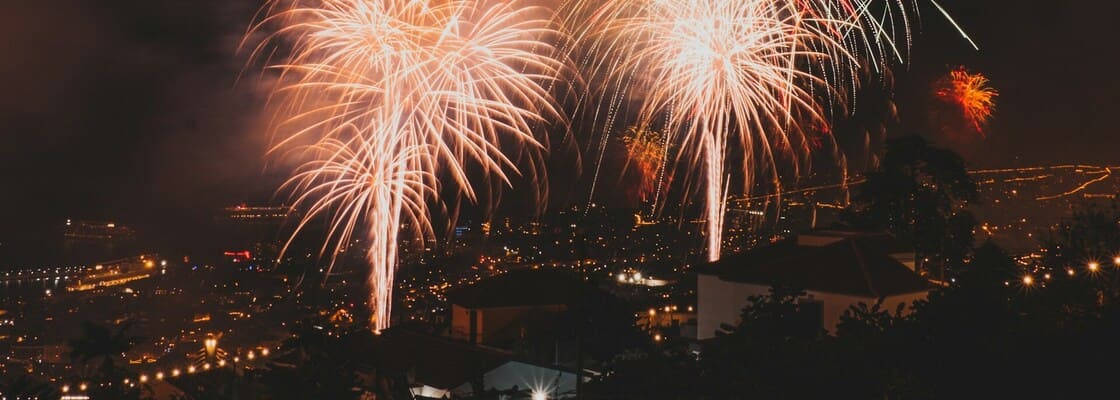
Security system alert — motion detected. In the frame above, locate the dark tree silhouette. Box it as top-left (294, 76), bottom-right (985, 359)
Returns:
top-left (0, 370), bottom-right (61, 400)
top-left (845, 135), bottom-right (978, 279)
top-left (260, 320), bottom-right (366, 400)
top-left (68, 320), bottom-right (142, 399)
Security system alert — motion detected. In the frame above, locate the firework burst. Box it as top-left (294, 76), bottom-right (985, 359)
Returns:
top-left (935, 66), bottom-right (998, 135)
top-left (251, 0), bottom-right (566, 331)
top-left (564, 0), bottom-right (856, 261)
top-left (621, 126), bottom-right (668, 205)
top-left (558, 0), bottom-right (976, 261)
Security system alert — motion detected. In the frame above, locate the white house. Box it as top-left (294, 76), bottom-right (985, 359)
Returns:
top-left (697, 230), bottom-right (932, 339)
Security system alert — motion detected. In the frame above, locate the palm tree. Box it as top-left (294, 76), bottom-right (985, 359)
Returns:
top-left (68, 319), bottom-right (141, 398)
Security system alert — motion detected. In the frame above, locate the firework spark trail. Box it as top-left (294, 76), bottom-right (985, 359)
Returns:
top-left (935, 66), bottom-right (998, 135)
top-left (251, 0), bottom-right (566, 331)
top-left (564, 0), bottom-right (857, 261)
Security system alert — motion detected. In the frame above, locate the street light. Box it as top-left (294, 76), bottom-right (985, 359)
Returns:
top-left (204, 336), bottom-right (218, 357)
top-left (531, 389), bottom-right (548, 400)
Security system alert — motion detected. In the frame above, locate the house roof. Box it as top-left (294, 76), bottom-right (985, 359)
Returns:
top-left (372, 329), bottom-right (586, 391)
top-left (447, 269), bottom-right (584, 309)
top-left (702, 231), bottom-right (932, 298)
top-left (373, 329), bottom-right (511, 390)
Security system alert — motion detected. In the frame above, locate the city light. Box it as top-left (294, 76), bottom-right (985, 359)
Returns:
top-left (204, 336), bottom-right (218, 356)
top-left (1022, 275), bottom-right (1033, 286)
top-left (532, 389), bottom-right (548, 400)
top-left (1089, 262), bottom-right (1100, 272)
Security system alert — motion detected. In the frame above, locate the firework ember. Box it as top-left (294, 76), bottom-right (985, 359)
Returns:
top-left (622, 126), bottom-right (668, 204)
top-left (935, 66), bottom-right (998, 136)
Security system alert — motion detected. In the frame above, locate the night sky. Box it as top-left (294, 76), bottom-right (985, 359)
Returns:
top-left (1, 0), bottom-right (1117, 259)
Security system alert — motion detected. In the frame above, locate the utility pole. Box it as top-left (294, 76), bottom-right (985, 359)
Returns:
top-left (575, 222), bottom-right (589, 399)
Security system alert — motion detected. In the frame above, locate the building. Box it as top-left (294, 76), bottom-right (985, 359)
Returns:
top-left (372, 329), bottom-right (580, 399)
top-left (697, 230), bottom-right (932, 339)
top-left (447, 270), bottom-right (580, 348)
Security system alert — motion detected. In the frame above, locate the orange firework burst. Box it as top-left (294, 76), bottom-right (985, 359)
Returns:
top-left (622, 126), bottom-right (667, 203)
top-left (935, 67), bottom-right (998, 135)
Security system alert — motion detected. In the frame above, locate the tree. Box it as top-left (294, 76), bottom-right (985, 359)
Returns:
top-left (845, 135), bottom-right (978, 279)
top-left (68, 320), bottom-right (142, 399)
top-left (0, 369), bottom-right (61, 400)
top-left (260, 320), bottom-right (365, 400)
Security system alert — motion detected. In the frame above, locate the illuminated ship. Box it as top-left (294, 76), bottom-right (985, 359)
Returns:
top-left (63, 219), bottom-right (135, 240)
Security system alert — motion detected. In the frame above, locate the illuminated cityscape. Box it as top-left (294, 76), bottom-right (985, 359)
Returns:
top-left (3, 0), bottom-right (1120, 399)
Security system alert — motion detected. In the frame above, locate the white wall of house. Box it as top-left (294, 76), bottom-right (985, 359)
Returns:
top-left (698, 274), bottom-right (928, 339)
top-left (882, 291), bottom-right (930, 315)
top-left (697, 274), bottom-right (769, 340)
top-left (812, 291), bottom-right (877, 332)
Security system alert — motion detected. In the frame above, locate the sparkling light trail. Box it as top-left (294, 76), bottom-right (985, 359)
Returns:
top-left (251, 0), bottom-right (567, 331)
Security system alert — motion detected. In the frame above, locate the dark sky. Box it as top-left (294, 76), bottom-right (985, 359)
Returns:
top-left (1, 0), bottom-right (272, 245)
top-left (897, 0), bottom-right (1120, 165)
top-left (0, 0), bottom-right (1116, 255)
